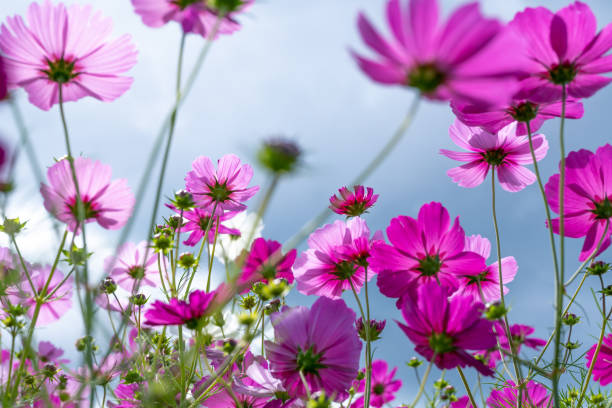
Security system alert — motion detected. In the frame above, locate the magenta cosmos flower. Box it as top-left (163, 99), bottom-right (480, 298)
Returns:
top-left (352, 0), bottom-right (525, 106)
top-left (397, 282), bottom-right (496, 376)
top-left (294, 217), bottom-right (381, 299)
top-left (509, 2), bottom-right (612, 102)
top-left (545, 144), bottom-right (612, 261)
top-left (329, 185), bottom-right (378, 217)
top-left (131, 0), bottom-right (252, 38)
top-left (6, 264), bottom-right (73, 326)
top-left (104, 241), bottom-right (162, 292)
top-left (371, 202), bottom-right (486, 302)
top-left (0, 1), bottom-right (137, 111)
top-left (477, 323), bottom-right (546, 369)
top-left (265, 297), bottom-right (362, 400)
top-left (456, 234), bottom-right (517, 303)
top-left (144, 289), bottom-right (215, 329)
top-left (170, 205), bottom-right (240, 246)
top-left (241, 237), bottom-right (296, 287)
top-left (41, 157), bottom-right (135, 233)
top-left (586, 333), bottom-right (612, 386)
top-left (185, 154), bottom-right (259, 212)
top-left (451, 97), bottom-right (583, 137)
top-left (440, 121), bottom-right (549, 192)
top-left (351, 360), bottom-right (402, 408)
top-left (487, 380), bottom-right (551, 408)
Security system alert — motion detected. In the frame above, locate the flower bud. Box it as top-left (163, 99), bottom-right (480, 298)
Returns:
top-left (0, 217), bottom-right (26, 235)
top-left (100, 277), bottom-right (117, 294)
top-left (172, 189), bottom-right (195, 211)
top-left (257, 137), bottom-right (301, 175)
top-left (485, 302), bottom-right (508, 320)
top-left (178, 252), bottom-right (196, 269)
top-left (355, 317), bottom-right (386, 342)
top-left (562, 313), bottom-right (580, 326)
top-left (406, 357), bottom-right (423, 368)
top-left (130, 294), bottom-right (148, 306)
top-left (587, 261), bottom-right (610, 276)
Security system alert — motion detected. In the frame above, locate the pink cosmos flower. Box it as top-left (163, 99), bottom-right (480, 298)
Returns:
top-left (586, 333), bottom-right (612, 386)
top-left (477, 323), bottom-right (546, 369)
top-left (131, 0), bottom-right (252, 38)
top-left (509, 2), bottom-right (612, 102)
top-left (451, 396), bottom-right (473, 408)
top-left (545, 144), bottom-right (612, 261)
top-left (170, 205), bottom-right (240, 247)
top-left (329, 186), bottom-right (378, 217)
top-left (7, 264), bottom-right (73, 325)
top-left (0, 0), bottom-right (137, 111)
top-left (451, 97), bottom-right (584, 137)
top-left (487, 380), bottom-right (551, 408)
top-left (294, 217), bottom-right (382, 299)
top-left (241, 238), bottom-right (296, 287)
top-left (40, 157), bottom-right (135, 233)
top-left (351, 360), bottom-right (402, 408)
top-left (265, 297), bottom-right (362, 400)
top-left (185, 154), bottom-right (259, 212)
top-left (440, 121), bottom-right (549, 192)
top-left (144, 289), bottom-right (215, 329)
top-left (38, 341), bottom-right (69, 366)
top-left (108, 383), bottom-right (140, 408)
top-left (456, 235), bottom-right (517, 303)
top-left (352, 0), bottom-right (525, 106)
top-left (397, 282), bottom-right (496, 376)
top-left (104, 241), bottom-right (162, 292)
top-left (371, 202), bottom-right (486, 302)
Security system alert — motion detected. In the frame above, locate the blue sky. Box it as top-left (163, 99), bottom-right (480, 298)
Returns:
top-left (1, 0), bottom-right (612, 404)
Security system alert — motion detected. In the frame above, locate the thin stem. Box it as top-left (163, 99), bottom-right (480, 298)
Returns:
top-left (349, 280), bottom-right (371, 408)
top-left (284, 96), bottom-right (421, 250)
top-left (457, 366), bottom-right (478, 408)
top-left (364, 267), bottom-right (372, 408)
top-left (526, 121), bottom-right (560, 284)
top-left (552, 85), bottom-right (567, 408)
top-left (490, 168), bottom-right (523, 386)
top-left (409, 355), bottom-right (434, 408)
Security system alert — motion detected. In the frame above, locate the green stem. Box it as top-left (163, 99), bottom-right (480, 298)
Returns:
top-left (552, 85), bottom-right (567, 408)
top-left (457, 366), bottom-right (478, 408)
top-left (409, 355), bottom-right (434, 408)
top-left (284, 96), bottom-right (421, 250)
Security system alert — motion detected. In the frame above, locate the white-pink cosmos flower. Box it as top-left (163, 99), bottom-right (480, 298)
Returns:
top-left (0, 1), bottom-right (137, 110)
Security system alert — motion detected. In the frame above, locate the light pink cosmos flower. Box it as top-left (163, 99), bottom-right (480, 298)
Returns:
top-left (351, 360), bottom-right (402, 408)
top-left (329, 186), bottom-right (378, 217)
top-left (352, 0), bottom-right (525, 106)
top-left (0, 1), bottom-right (137, 111)
top-left (451, 97), bottom-right (584, 137)
top-left (294, 217), bottom-right (382, 299)
top-left (38, 341), bottom-right (70, 366)
top-left (456, 234), bottom-right (517, 303)
top-left (104, 241), bottom-right (162, 292)
top-left (40, 157), bottom-right (135, 234)
top-left (371, 202), bottom-right (486, 303)
top-left (487, 380), bottom-right (551, 408)
top-left (545, 144), bottom-right (612, 261)
top-left (185, 154), bottom-right (259, 212)
top-left (131, 0), bottom-right (252, 38)
top-left (265, 297), bottom-right (362, 401)
top-left (398, 282), bottom-right (496, 376)
top-left (440, 121), bottom-right (548, 192)
top-left (6, 264), bottom-right (73, 326)
top-left (586, 333), bottom-right (612, 386)
top-left (509, 2), bottom-right (612, 102)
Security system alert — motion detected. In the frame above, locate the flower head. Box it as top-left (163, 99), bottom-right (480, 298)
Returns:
top-left (144, 289), bottom-right (215, 329)
top-left (440, 121), bottom-right (548, 192)
top-left (371, 202), bottom-right (486, 302)
top-left (131, 0), bottom-right (252, 38)
top-left (586, 333), bottom-right (612, 386)
top-left (6, 264), bottom-right (73, 326)
top-left (40, 157), bottom-right (135, 233)
top-left (294, 217), bottom-right (381, 299)
top-left (351, 360), bottom-right (401, 408)
top-left (329, 186), bottom-right (378, 217)
top-left (104, 241), bottom-right (162, 292)
top-left (0, 0), bottom-right (137, 110)
top-left (509, 2), bottom-right (612, 102)
top-left (545, 144), bottom-right (612, 261)
top-left (265, 297), bottom-right (362, 400)
top-left (242, 238), bottom-right (296, 287)
top-left (477, 323), bottom-right (546, 369)
top-left (451, 97), bottom-right (583, 137)
top-left (170, 205), bottom-right (240, 247)
top-left (352, 0), bottom-right (525, 106)
top-left (185, 154), bottom-right (259, 212)
top-left (397, 282), bottom-right (496, 376)
top-left (487, 380), bottom-right (551, 408)
top-left (456, 235), bottom-right (517, 303)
